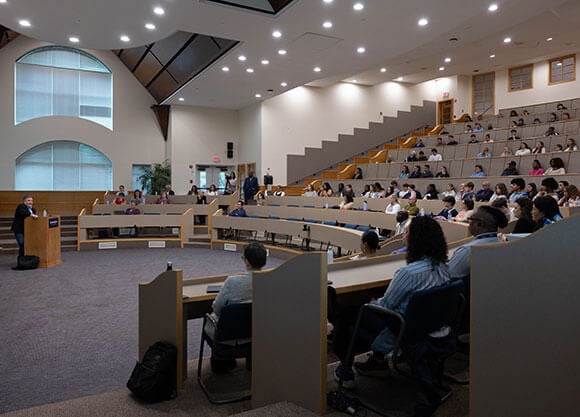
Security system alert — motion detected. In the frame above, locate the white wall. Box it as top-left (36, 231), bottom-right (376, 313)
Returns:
top-left (239, 103), bottom-right (262, 169)
top-left (0, 36), bottom-right (165, 190)
top-left (169, 106), bottom-right (239, 194)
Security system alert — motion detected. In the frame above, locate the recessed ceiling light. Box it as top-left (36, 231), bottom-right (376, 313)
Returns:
top-left (221, 66), bottom-right (230, 72)
top-left (488, 3), bottom-right (498, 12)
top-left (439, 66), bottom-right (445, 71)
top-left (503, 37), bottom-right (512, 44)
top-left (246, 68), bottom-right (254, 73)
top-left (380, 68), bottom-right (387, 73)
top-left (238, 55), bottom-right (247, 62)
top-left (278, 49), bottom-right (287, 55)
top-left (313, 67), bottom-right (321, 72)
top-left (153, 6), bottom-right (165, 15)
top-left (272, 30), bottom-right (282, 38)
top-left (351, 80), bottom-right (357, 83)
top-left (489, 54), bottom-right (496, 58)
top-left (120, 35), bottom-right (130, 42)
top-left (255, 94), bottom-right (262, 98)
top-left (178, 97), bottom-right (184, 102)
top-left (145, 23), bottom-right (156, 30)
top-left (281, 82), bottom-right (288, 87)
top-left (418, 18), bottom-right (428, 26)
top-left (261, 59), bottom-right (269, 65)
top-left (0, 1), bottom-right (8, 4)
top-left (444, 57), bottom-right (451, 63)
top-left (353, 3), bottom-right (364, 11)
top-left (395, 76), bottom-right (403, 81)
top-left (69, 36), bottom-right (80, 43)
top-left (546, 37), bottom-right (553, 42)
top-left (323, 21), bottom-right (333, 29)
top-left (357, 46), bottom-right (366, 54)
top-left (323, 0), bottom-right (333, 3)
top-left (19, 19), bottom-right (31, 27)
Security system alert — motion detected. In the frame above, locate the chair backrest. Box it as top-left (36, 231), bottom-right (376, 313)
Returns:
top-left (215, 302), bottom-right (252, 342)
top-left (402, 280), bottom-right (463, 345)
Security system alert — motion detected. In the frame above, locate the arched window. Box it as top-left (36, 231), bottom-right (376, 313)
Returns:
top-left (15, 141), bottom-right (113, 191)
top-left (15, 46), bottom-right (113, 129)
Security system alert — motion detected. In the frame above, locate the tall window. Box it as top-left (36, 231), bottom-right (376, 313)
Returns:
top-left (15, 47), bottom-right (113, 129)
top-left (509, 64), bottom-right (533, 91)
top-left (15, 141), bottom-right (112, 190)
top-left (472, 72), bottom-right (495, 117)
top-left (549, 55), bottom-right (576, 85)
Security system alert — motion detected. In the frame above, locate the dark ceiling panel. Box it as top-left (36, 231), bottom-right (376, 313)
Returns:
top-left (117, 46), bottom-right (149, 72)
top-left (147, 71), bottom-right (180, 103)
top-left (133, 53), bottom-right (164, 86)
top-left (206, 0), bottom-right (294, 14)
top-left (166, 36), bottom-right (221, 83)
top-left (150, 31), bottom-right (193, 64)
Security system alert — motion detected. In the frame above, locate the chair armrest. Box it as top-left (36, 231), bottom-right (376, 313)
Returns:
top-left (362, 303), bottom-right (406, 359)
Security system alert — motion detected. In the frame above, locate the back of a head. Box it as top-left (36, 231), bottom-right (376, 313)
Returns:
top-left (477, 206), bottom-right (508, 231)
top-left (244, 242), bottom-right (267, 269)
top-left (442, 196), bottom-right (455, 206)
top-left (541, 177), bottom-right (558, 192)
top-left (406, 216), bottom-right (448, 265)
top-left (533, 196), bottom-right (561, 221)
top-left (361, 230), bottom-right (380, 251)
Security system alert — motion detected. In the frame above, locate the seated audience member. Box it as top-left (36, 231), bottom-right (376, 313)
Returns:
top-left (373, 182), bottom-right (386, 198)
top-left (399, 183), bottom-right (412, 199)
top-left (511, 198), bottom-right (535, 234)
top-left (532, 141), bottom-right (546, 154)
top-left (113, 193), bottom-right (126, 205)
top-left (436, 137), bottom-right (444, 147)
top-left (155, 191), bottom-right (171, 204)
top-left (476, 147), bottom-right (491, 158)
top-left (544, 157), bottom-right (566, 175)
top-left (474, 122), bottom-right (484, 131)
top-left (557, 185), bottom-right (580, 206)
top-left (509, 110), bottom-right (518, 117)
top-left (501, 161), bottom-right (519, 176)
top-left (404, 196), bottom-right (420, 216)
top-left (333, 217), bottom-right (450, 389)
top-left (361, 184), bottom-right (371, 198)
top-left (414, 138), bottom-right (425, 148)
top-left (406, 151), bottom-right (418, 162)
top-left (116, 185), bottom-right (127, 196)
top-left (409, 165), bottom-right (422, 179)
top-left (461, 182), bottom-right (475, 201)
top-left (556, 103), bottom-right (567, 111)
top-left (337, 183), bottom-right (346, 197)
top-left (390, 181), bottom-right (401, 196)
top-left (487, 123), bottom-right (494, 130)
top-left (511, 121), bottom-right (518, 130)
top-left (132, 189), bottom-right (146, 205)
top-left (483, 134), bottom-right (494, 143)
top-left (539, 177), bottom-right (560, 200)
top-left (517, 118), bottom-right (525, 127)
top-left (526, 182), bottom-right (538, 201)
top-left (490, 183), bottom-right (509, 201)
top-left (273, 186), bottom-right (285, 197)
top-left (528, 159), bottom-right (544, 176)
top-left (464, 124), bottom-right (473, 133)
top-left (467, 134), bottom-right (479, 144)
top-left (164, 184), bottom-right (175, 196)
top-left (207, 242), bottom-right (267, 359)
top-left (544, 126), bottom-right (559, 136)
top-left (436, 196), bottom-right (459, 220)
top-left (229, 200), bottom-right (248, 217)
top-left (423, 183), bottom-right (439, 200)
top-left (206, 184), bottom-right (219, 196)
top-left (442, 183), bottom-right (458, 200)
top-left (196, 191), bottom-right (207, 205)
top-left (409, 184), bottom-right (422, 200)
top-left (508, 178), bottom-right (527, 203)
top-left (417, 151), bottom-right (428, 161)
top-left (339, 194), bottom-right (354, 210)
top-left (188, 185), bottom-right (199, 196)
top-left (350, 230), bottom-right (380, 260)
top-left (475, 181), bottom-right (493, 202)
top-left (471, 164), bottom-right (486, 177)
top-left (345, 184), bottom-right (355, 198)
top-left (453, 198), bottom-right (475, 223)
top-left (449, 206), bottom-right (508, 279)
top-left (353, 167), bottom-right (363, 180)
top-left (532, 196), bottom-right (563, 230)
top-left (507, 129), bottom-right (520, 141)
top-left (500, 147), bottom-right (513, 157)
top-left (394, 210), bottom-right (411, 236)
top-left (303, 183), bottom-right (318, 197)
top-left (421, 165), bottom-right (434, 178)
top-left (522, 109), bottom-right (530, 116)
top-left (320, 182), bottom-right (334, 197)
top-left (447, 135), bottom-right (458, 145)
top-left (553, 144), bottom-right (564, 152)
top-left (564, 138), bottom-right (578, 152)
top-left (557, 180), bottom-right (569, 199)
top-left (515, 142), bottom-right (532, 156)
top-left (548, 112), bottom-right (558, 122)
top-left (428, 148), bottom-right (442, 161)
top-left (384, 194), bottom-right (401, 214)
top-left (561, 112), bottom-right (571, 120)
top-left (399, 165), bottom-right (410, 178)
top-left (491, 198), bottom-right (511, 222)
top-left (435, 166), bottom-right (450, 178)
top-left (125, 200), bottom-right (141, 215)
top-left (532, 118), bottom-right (542, 124)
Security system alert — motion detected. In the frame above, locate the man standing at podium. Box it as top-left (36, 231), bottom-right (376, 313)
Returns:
top-left (11, 194), bottom-right (38, 257)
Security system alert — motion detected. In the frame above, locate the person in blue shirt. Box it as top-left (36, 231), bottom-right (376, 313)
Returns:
top-left (471, 164), bottom-right (486, 177)
top-left (532, 196), bottom-right (562, 230)
top-left (229, 200), bottom-right (247, 217)
top-left (508, 178), bottom-right (528, 203)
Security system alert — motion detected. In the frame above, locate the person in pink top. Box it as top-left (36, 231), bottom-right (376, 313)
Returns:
top-left (528, 159), bottom-right (545, 176)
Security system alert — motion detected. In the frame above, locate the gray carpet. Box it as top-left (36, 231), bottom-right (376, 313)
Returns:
top-left (0, 248), bottom-right (284, 414)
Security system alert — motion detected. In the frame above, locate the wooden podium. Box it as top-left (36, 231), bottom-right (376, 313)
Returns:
top-left (24, 216), bottom-right (62, 268)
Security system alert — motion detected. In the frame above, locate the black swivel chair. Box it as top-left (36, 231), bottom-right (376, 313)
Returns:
top-left (343, 280), bottom-right (464, 414)
top-left (197, 302), bottom-right (252, 404)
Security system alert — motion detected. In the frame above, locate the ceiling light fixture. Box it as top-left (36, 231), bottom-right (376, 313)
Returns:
top-left (238, 55), bottom-right (247, 61)
top-left (489, 54), bottom-right (496, 58)
top-left (351, 80), bottom-right (357, 83)
top-left (380, 68), bottom-right (387, 73)
top-left (314, 67), bottom-right (321, 72)
top-left (153, 6), bottom-right (165, 15)
top-left (503, 37), bottom-right (512, 44)
top-left (488, 3), bottom-right (498, 12)
top-left (323, 21), bottom-right (333, 28)
top-left (255, 94), bottom-right (262, 98)
top-left (19, 19), bottom-right (31, 27)
top-left (323, 0), bottom-right (333, 3)
top-left (444, 57), bottom-right (451, 63)
top-left (439, 66), bottom-right (445, 71)
top-left (281, 82), bottom-right (288, 87)
top-left (418, 18), bottom-right (428, 26)
top-left (246, 68), bottom-right (254, 73)
top-left (145, 23), bottom-right (156, 30)
top-left (120, 35), bottom-right (130, 42)
top-left (272, 30), bottom-right (282, 38)
top-left (221, 66), bottom-right (230, 72)
top-left (395, 76), bottom-right (403, 82)
top-left (546, 37), bottom-right (553, 42)
top-left (261, 59), bottom-right (269, 65)
top-left (357, 46), bottom-right (366, 54)
top-left (278, 49), bottom-right (287, 55)
top-left (353, 3), bottom-right (364, 11)
top-left (178, 97), bottom-right (184, 102)
top-left (69, 36), bottom-right (80, 43)
top-left (0, 1), bottom-right (8, 4)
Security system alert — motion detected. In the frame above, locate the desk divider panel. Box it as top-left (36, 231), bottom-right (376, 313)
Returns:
top-left (470, 215), bottom-right (580, 417)
top-left (252, 252), bottom-right (327, 414)
top-left (138, 269), bottom-right (184, 389)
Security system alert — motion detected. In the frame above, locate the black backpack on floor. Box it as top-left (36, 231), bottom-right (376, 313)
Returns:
top-left (16, 255), bottom-right (40, 270)
top-left (127, 341), bottom-right (178, 402)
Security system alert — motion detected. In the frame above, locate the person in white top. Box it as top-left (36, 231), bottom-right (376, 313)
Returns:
top-left (384, 194), bottom-right (401, 214)
top-left (428, 148), bottom-right (442, 161)
top-left (441, 183), bottom-right (458, 201)
top-left (564, 138), bottom-right (578, 152)
top-left (483, 133), bottom-right (494, 143)
top-left (273, 185), bottom-right (285, 196)
top-left (532, 141), bottom-right (546, 154)
top-left (515, 142), bottom-right (532, 156)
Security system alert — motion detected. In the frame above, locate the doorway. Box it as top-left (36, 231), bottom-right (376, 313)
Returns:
top-left (438, 99), bottom-right (454, 124)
